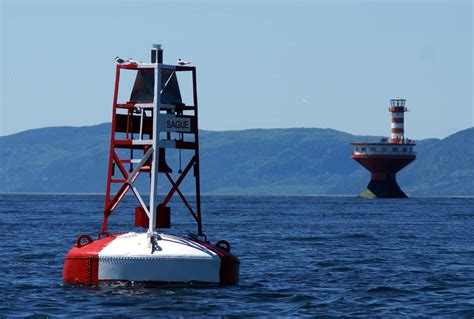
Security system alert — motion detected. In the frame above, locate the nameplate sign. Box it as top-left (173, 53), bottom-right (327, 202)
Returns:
top-left (158, 114), bottom-right (192, 133)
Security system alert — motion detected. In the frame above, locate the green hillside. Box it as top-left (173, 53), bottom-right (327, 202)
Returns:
top-left (0, 125), bottom-right (472, 196)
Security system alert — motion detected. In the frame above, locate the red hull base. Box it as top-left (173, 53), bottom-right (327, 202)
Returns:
top-left (63, 234), bottom-right (239, 285)
top-left (352, 154), bottom-right (415, 198)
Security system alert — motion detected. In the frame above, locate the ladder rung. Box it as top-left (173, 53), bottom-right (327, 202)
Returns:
top-left (132, 140), bottom-right (153, 145)
top-left (114, 140), bottom-right (149, 149)
top-left (114, 139), bottom-right (153, 145)
top-left (116, 103), bottom-right (135, 109)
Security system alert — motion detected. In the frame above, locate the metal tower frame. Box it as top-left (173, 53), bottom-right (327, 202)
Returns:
top-left (99, 46), bottom-right (203, 242)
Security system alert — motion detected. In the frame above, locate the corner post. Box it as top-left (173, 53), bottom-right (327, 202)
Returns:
top-left (148, 44), bottom-right (163, 242)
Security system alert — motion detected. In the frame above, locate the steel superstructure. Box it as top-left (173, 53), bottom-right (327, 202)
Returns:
top-left (101, 44), bottom-right (204, 243)
top-left (63, 44), bottom-right (239, 285)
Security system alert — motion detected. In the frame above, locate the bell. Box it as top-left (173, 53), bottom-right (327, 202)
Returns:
top-left (158, 148), bottom-right (172, 173)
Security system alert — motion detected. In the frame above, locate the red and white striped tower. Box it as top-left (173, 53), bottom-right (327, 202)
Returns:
top-left (389, 97), bottom-right (407, 144)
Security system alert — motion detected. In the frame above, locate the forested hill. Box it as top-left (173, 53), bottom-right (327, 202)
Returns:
top-left (1, 124), bottom-right (472, 196)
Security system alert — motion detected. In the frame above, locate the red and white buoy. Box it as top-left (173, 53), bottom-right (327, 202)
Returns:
top-left (63, 44), bottom-right (239, 285)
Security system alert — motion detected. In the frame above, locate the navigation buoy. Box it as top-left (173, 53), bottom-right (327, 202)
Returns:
top-left (63, 44), bottom-right (239, 285)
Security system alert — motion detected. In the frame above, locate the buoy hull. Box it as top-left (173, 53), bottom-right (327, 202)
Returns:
top-left (63, 232), bottom-right (239, 285)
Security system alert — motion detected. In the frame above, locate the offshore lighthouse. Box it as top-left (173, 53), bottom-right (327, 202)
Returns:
top-left (351, 97), bottom-right (416, 198)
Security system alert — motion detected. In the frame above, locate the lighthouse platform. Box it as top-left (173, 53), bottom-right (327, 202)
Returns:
top-left (352, 142), bottom-right (416, 198)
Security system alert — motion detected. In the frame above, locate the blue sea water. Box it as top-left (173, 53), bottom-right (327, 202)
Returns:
top-left (0, 194), bottom-right (473, 317)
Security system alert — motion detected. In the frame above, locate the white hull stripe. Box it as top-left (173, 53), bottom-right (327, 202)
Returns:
top-left (98, 232), bottom-right (220, 282)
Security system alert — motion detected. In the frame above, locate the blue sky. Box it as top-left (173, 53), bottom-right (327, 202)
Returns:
top-left (1, 0), bottom-right (472, 139)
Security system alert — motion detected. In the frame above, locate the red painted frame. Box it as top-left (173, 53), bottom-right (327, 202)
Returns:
top-left (99, 64), bottom-right (203, 237)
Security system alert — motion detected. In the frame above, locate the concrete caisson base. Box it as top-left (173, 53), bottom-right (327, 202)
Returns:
top-left (358, 179), bottom-right (408, 198)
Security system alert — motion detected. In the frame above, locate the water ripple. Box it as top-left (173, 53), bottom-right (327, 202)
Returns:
top-left (0, 195), bottom-right (473, 316)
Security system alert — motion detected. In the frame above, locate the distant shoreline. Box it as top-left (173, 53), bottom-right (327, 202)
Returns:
top-left (1, 126), bottom-right (473, 196)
